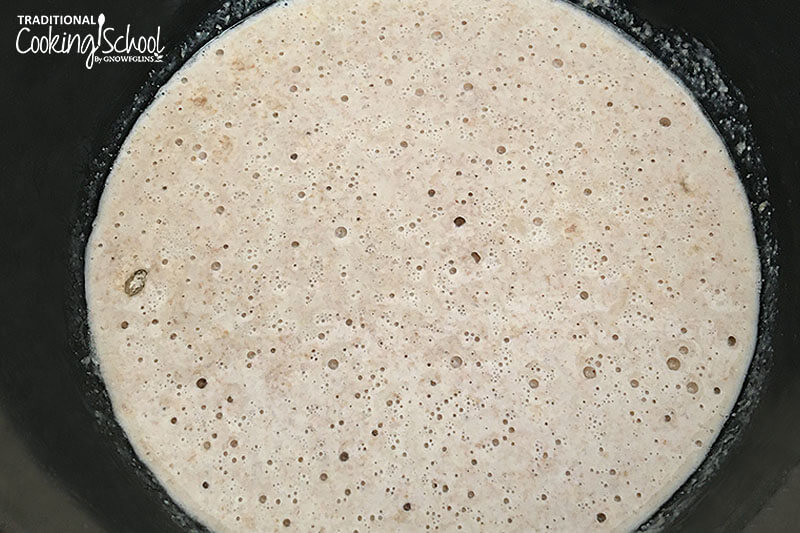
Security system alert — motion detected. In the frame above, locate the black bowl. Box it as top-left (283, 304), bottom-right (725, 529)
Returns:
top-left (1, 1), bottom-right (798, 531)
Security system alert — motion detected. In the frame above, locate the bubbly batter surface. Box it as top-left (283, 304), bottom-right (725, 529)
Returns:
top-left (86, 0), bottom-right (760, 530)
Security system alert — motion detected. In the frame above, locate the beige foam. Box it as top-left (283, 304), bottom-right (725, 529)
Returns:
top-left (85, 0), bottom-right (760, 531)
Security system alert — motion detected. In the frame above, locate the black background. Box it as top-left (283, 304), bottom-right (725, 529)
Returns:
top-left (1, 1), bottom-right (798, 531)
